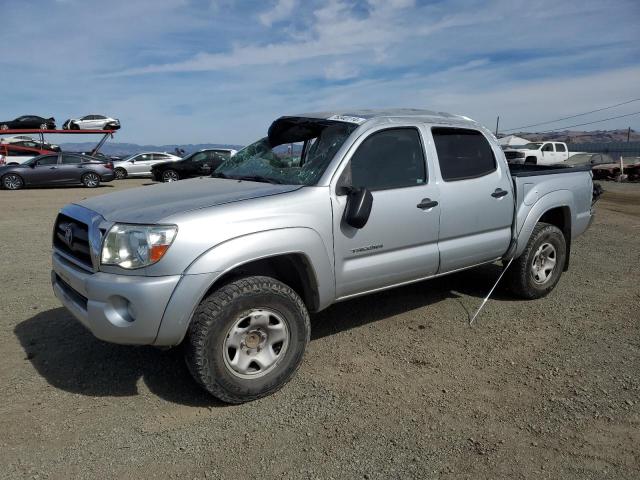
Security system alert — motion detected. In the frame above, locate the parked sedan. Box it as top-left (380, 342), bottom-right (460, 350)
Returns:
top-left (0, 153), bottom-right (114, 190)
top-left (0, 115), bottom-right (56, 130)
top-left (113, 152), bottom-right (182, 179)
top-left (151, 148), bottom-right (237, 182)
top-left (63, 114), bottom-right (121, 130)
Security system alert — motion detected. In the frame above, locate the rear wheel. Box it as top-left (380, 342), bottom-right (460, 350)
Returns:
top-left (185, 276), bottom-right (310, 404)
top-left (2, 173), bottom-right (24, 190)
top-left (114, 167), bottom-right (127, 179)
top-left (81, 172), bottom-right (100, 188)
top-left (506, 222), bottom-right (566, 299)
top-left (162, 169), bottom-right (179, 182)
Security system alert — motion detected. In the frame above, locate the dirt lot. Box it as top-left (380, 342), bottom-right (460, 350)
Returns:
top-left (0, 179), bottom-right (638, 479)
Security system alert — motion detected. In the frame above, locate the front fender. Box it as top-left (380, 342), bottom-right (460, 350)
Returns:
top-left (153, 227), bottom-right (335, 346)
top-left (514, 189), bottom-right (573, 258)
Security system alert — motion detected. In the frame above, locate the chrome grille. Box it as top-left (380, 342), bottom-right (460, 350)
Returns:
top-left (504, 151), bottom-right (520, 160)
top-left (53, 213), bottom-right (92, 268)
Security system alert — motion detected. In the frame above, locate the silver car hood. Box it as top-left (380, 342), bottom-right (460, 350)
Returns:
top-left (76, 177), bottom-right (303, 223)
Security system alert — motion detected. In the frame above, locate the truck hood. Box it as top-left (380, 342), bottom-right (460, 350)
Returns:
top-left (76, 177), bottom-right (303, 223)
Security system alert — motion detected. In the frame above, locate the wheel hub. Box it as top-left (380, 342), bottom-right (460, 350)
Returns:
top-left (531, 242), bottom-right (557, 285)
top-left (223, 309), bottom-right (290, 379)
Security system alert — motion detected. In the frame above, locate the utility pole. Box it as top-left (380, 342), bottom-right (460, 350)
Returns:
top-left (628, 126), bottom-right (631, 142)
top-left (495, 116), bottom-right (500, 136)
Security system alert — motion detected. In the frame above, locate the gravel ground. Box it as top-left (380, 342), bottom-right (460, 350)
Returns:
top-left (0, 179), bottom-right (638, 479)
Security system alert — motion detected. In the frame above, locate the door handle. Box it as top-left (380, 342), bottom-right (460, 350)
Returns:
top-left (491, 188), bottom-right (508, 198)
top-left (417, 198), bottom-right (438, 209)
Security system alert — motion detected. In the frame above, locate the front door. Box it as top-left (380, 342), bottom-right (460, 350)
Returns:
top-left (332, 126), bottom-right (440, 299)
top-left (429, 127), bottom-right (514, 273)
top-left (28, 154), bottom-right (63, 184)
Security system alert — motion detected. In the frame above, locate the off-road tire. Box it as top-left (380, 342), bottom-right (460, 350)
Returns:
top-left (185, 276), bottom-right (310, 404)
top-left (114, 167), bottom-right (127, 179)
top-left (506, 222), bottom-right (566, 299)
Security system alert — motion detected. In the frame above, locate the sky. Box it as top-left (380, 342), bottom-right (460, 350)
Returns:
top-left (1, 0), bottom-right (639, 145)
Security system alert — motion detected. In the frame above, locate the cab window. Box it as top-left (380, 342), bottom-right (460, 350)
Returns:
top-left (542, 143), bottom-right (555, 152)
top-left (341, 128), bottom-right (426, 191)
top-left (432, 127), bottom-right (496, 181)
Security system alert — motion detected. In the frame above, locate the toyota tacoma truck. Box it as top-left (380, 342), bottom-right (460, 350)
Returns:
top-left (504, 141), bottom-right (570, 165)
top-left (51, 109), bottom-right (597, 403)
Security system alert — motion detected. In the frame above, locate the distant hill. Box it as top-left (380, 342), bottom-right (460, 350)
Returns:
top-left (507, 129), bottom-right (639, 143)
top-left (59, 142), bottom-right (244, 157)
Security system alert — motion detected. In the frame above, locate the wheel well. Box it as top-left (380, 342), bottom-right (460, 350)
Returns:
top-left (539, 207), bottom-right (571, 271)
top-left (525, 156), bottom-right (537, 165)
top-left (205, 254), bottom-right (320, 312)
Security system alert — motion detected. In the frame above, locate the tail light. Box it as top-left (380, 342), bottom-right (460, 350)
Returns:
top-left (105, 162), bottom-right (113, 170)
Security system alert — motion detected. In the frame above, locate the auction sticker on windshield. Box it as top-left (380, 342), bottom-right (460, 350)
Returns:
top-left (327, 114), bottom-right (367, 124)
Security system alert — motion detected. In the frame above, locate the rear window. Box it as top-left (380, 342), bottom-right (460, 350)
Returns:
top-left (432, 128), bottom-right (496, 181)
top-left (555, 143), bottom-right (567, 152)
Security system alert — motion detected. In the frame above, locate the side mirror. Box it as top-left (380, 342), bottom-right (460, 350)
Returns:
top-left (129, 159), bottom-right (135, 163)
top-left (343, 187), bottom-right (373, 229)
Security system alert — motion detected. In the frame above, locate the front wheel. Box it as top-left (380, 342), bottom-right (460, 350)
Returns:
top-left (81, 172), bottom-right (100, 188)
top-left (2, 173), bottom-right (24, 190)
top-left (506, 222), bottom-right (566, 299)
top-left (185, 276), bottom-right (310, 404)
top-left (162, 169), bottom-right (179, 182)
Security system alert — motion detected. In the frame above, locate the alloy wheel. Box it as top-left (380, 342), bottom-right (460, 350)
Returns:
top-left (3, 174), bottom-right (23, 190)
top-left (531, 242), bottom-right (557, 284)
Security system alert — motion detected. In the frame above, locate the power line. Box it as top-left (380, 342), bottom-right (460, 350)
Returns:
top-left (502, 98), bottom-right (640, 132)
top-left (534, 110), bottom-right (640, 134)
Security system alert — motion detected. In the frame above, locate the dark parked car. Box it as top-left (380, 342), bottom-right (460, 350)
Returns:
top-left (151, 148), bottom-right (235, 182)
top-left (0, 115), bottom-right (56, 130)
top-left (0, 152), bottom-right (114, 190)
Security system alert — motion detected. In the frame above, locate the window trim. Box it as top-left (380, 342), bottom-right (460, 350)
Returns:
top-left (336, 126), bottom-right (429, 193)
top-left (431, 126), bottom-right (498, 182)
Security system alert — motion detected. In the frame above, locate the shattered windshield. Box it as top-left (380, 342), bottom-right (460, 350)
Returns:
top-left (213, 118), bottom-right (358, 185)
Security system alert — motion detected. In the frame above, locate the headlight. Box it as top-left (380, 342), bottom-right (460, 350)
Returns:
top-left (101, 224), bottom-right (177, 269)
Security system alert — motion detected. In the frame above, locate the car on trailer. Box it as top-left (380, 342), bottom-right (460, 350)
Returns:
top-left (63, 115), bottom-right (121, 131)
top-left (0, 115), bottom-right (56, 130)
top-left (0, 152), bottom-right (114, 190)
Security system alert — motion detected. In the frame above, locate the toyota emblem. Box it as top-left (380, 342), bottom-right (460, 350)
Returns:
top-left (63, 224), bottom-right (74, 248)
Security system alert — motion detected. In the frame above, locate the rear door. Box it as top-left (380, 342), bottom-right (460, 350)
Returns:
top-left (429, 127), bottom-right (513, 272)
top-left (554, 143), bottom-right (568, 161)
top-left (58, 153), bottom-right (86, 183)
top-left (332, 126), bottom-right (441, 298)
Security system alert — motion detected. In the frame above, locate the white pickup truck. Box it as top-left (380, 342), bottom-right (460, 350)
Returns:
top-left (504, 141), bottom-right (570, 165)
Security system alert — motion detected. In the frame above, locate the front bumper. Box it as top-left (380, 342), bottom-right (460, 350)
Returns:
top-left (51, 252), bottom-right (181, 345)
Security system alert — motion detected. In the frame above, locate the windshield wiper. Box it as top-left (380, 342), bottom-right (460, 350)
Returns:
top-left (211, 172), bottom-right (283, 184)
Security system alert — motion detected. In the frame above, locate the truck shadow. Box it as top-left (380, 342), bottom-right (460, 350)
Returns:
top-left (14, 264), bottom-right (512, 406)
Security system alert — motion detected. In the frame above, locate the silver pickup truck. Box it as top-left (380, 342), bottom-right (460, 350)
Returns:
top-left (51, 109), bottom-right (596, 403)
